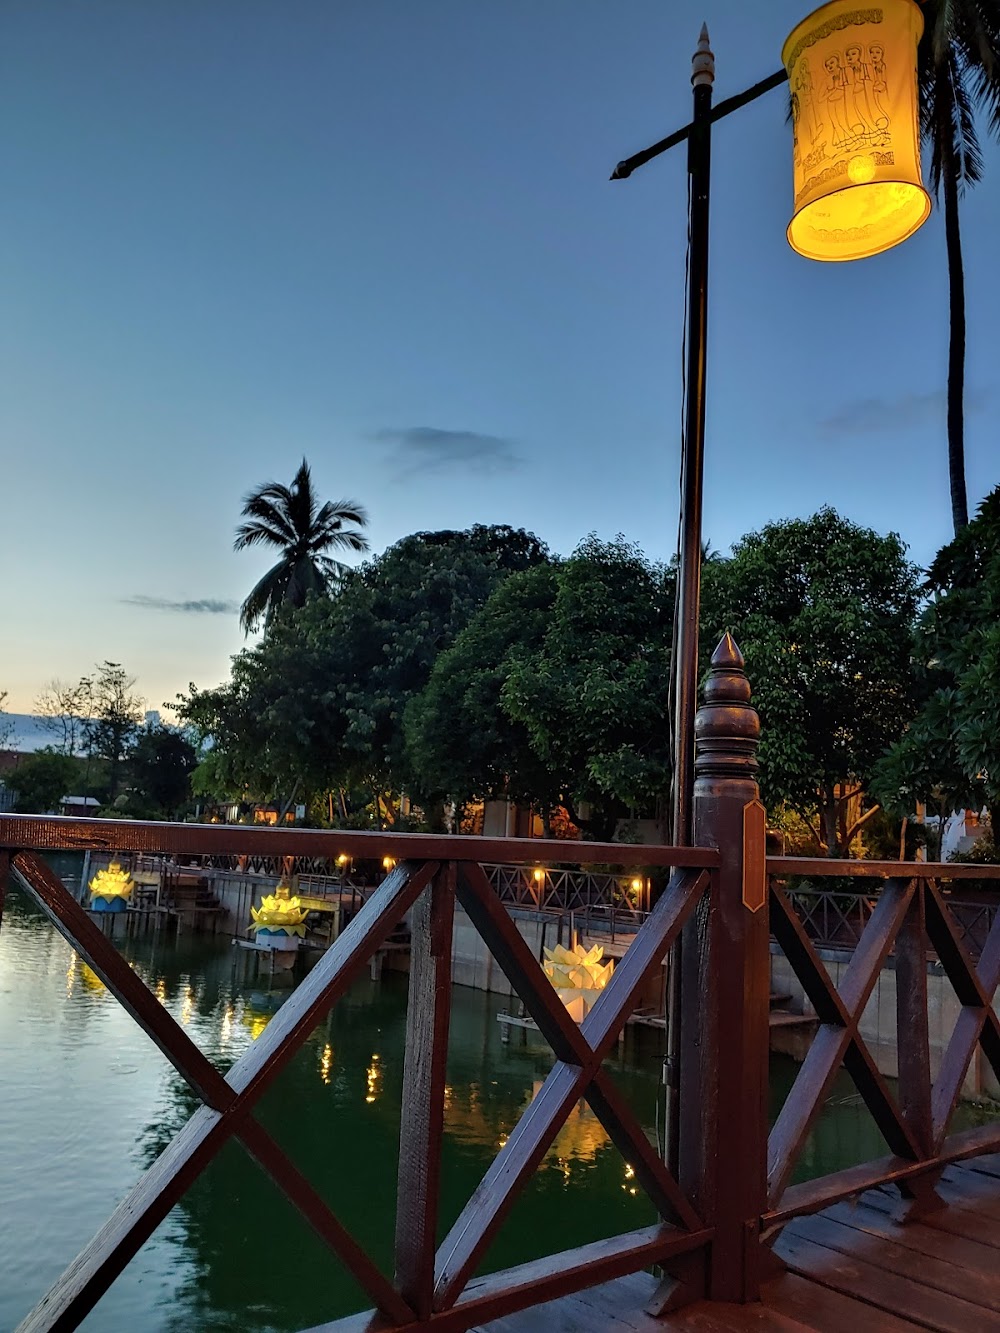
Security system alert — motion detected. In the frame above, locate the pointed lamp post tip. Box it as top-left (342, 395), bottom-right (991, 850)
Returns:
top-left (711, 632), bottom-right (744, 671)
top-left (692, 22), bottom-right (715, 87)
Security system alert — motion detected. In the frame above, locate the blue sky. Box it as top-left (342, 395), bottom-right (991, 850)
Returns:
top-left (2, 0), bottom-right (997, 713)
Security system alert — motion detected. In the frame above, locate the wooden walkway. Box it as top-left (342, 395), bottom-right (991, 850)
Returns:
top-left (478, 1158), bottom-right (1000, 1332)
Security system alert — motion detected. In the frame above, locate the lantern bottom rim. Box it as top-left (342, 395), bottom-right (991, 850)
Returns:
top-left (788, 179), bottom-right (931, 263)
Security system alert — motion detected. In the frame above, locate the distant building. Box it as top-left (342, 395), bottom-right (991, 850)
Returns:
top-left (60, 796), bottom-right (101, 817)
top-left (145, 710), bottom-right (162, 728)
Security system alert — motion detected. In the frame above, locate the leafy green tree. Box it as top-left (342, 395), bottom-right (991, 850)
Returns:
top-left (10, 750), bottom-right (78, 813)
top-left (129, 726), bottom-right (198, 818)
top-left (405, 563), bottom-right (561, 807)
top-left (235, 458), bottom-right (369, 634)
top-left (180, 526), bottom-right (548, 818)
top-left (919, 1), bottom-right (1000, 532)
top-left (83, 663), bottom-right (144, 801)
top-left (502, 535), bottom-right (673, 839)
top-left (707, 509), bottom-right (920, 857)
top-left (874, 486), bottom-right (1000, 831)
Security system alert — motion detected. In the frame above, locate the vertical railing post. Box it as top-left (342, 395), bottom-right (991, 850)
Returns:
top-left (394, 861), bottom-right (456, 1318)
top-left (679, 634), bottom-right (768, 1302)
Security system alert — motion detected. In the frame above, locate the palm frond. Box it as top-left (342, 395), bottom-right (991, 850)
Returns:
top-left (240, 561), bottom-right (294, 635)
top-left (234, 518), bottom-right (297, 552)
top-left (238, 492), bottom-right (297, 543)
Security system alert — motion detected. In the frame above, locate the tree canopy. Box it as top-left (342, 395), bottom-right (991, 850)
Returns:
top-left (875, 485), bottom-right (1000, 828)
top-left (501, 535), bottom-right (673, 838)
top-left (179, 525), bottom-right (550, 815)
top-left (707, 509), bottom-right (921, 856)
top-left (10, 750), bottom-right (78, 814)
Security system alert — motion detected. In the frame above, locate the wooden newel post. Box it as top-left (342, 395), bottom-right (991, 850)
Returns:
top-left (679, 633), bottom-right (769, 1303)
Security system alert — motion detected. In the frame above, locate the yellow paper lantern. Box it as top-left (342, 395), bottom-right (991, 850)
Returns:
top-left (784, 0), bottom-right (930, 261)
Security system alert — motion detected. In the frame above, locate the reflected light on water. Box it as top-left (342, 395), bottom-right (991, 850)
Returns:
top-left (622, 1162), bottom-right (637, 1195)
top-left (155, 979), bottom-right (168, 1005)
top-left (220, 1006), bottom-right (234, 1046)
top-left (180, 985), bottom-right (194, 1026)
top-left (365, 1053), bottom-right (381, 1104)
top-left (320, 1043), bottom-right (334, 1085)
top-left (447, 1080), bottom-right (610, 1168)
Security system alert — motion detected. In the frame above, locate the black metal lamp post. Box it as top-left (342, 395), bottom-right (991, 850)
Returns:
top-left (611, 29), bottom-right (787, 849)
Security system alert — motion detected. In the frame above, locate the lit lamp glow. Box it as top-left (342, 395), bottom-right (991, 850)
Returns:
top-left (88, 862), bottom-right (134, 914)
top-left (784, 0), bottom-right (930, 260)
top-left (249, 884), bottom-right (307, 951)
top-left (543, 943), bottom-right (613, 1024)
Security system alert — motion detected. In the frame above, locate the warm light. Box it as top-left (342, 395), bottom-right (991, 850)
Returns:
top-left (249, 885), bottom-right (308, 937)
top-left (543, 943), bottom-right (614, 1024)
top-left (320, 1043), bottom-right (334, 1085)
top-left (336, 854), bottom-right (349, 866)
top-left (533, 868), bottom-right (545, 883)
top-left (88, 862), bottom-right (133, 901)
top-left (630, 877), bottom-right (643, 895)
top-left (382, 856), bottom-right (395, 871)
top-left (365, 1053), bottom-right (382, 1104)
top-left (784, 0), bottom-right (930, 260)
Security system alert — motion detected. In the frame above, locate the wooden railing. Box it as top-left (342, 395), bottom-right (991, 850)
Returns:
top-left (3, 632), bottom-right (1000, 1327)
top-left (0, 818), bottom-right (715, 1332)
top-left (784, 880), bottom-right (1000, 957)
top-left (765, 856), bottom-right (1000, 1236)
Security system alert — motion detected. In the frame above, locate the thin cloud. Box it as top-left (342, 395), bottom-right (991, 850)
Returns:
top-left (817, 388), bottom-right (988, 437)
top-left (373, 425), bottom-right (523, 476)
top-left (124, 595), bottom-right (239, 615)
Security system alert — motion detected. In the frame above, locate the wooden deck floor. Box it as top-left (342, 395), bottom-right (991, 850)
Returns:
top-left (478, 1156), bottom-right (1000, 1332)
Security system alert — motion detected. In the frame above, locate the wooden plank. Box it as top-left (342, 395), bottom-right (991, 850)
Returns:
top-left (0, 812), bottom-right (718, 870)
top-left (769, 857), bottom-right (1000, 881)
top-left (760, 1270), bottom-right (917, 1333)
top-left (768, 1025), bottom-right (851, 1203)
top-left (395, 865), bottom-right (456, 1319)
top-left (775, 1227), bottom-right (1000, 1331)
top-left (789, 1208), bottom-right (1000, 1310)
top-left (925, 886), bottom-right (1000, 1145)
top-left (894, 887), bottom-right (933, 1155)
top-left (825, 1195), bottom-right (1000, 1271)
top-left (303, 1229), bottom-right (709, 1333)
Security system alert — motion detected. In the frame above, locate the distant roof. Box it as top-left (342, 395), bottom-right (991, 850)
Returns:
top-left (61, 796), bottom-right (101, 807)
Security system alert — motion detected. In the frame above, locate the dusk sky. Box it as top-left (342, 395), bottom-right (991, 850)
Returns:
top-left (2, 1), bottom-right (997, 714)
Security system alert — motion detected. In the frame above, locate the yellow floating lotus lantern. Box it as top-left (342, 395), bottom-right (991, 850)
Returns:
top-left (784, 0), bottom-right (930, 260)
top-left (249, 883), bottom-right (308, 951)
top-left (543, 942), bottom-right (613, 1024)
top-left (88, 862), bottom-right (133, 914)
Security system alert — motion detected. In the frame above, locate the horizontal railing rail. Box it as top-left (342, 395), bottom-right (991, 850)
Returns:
top-left (0, 813), bottom-right (719, 869)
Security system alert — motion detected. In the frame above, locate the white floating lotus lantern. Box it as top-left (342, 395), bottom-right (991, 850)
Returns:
top-left (543, 943), bottom-right (614, 1024)
top-left (784, 0), bottom-right (930, 261)
top-left (249, 884), bottom-right (308, 950)
top-left (88, 862), bottom-right (134, 914)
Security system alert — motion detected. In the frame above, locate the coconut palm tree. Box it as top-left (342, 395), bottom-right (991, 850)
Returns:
top-left (235, 459), bottom-right (369, 634)
top-left (919, 1), bottom-right (1000, 534)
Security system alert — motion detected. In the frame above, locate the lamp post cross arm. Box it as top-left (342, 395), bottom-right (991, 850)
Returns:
top-left (610, 67), bottom-right (787, 181)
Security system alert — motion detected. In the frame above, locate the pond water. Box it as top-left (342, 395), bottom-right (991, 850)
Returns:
top-left (0, 857), bottom-right (902, 1332)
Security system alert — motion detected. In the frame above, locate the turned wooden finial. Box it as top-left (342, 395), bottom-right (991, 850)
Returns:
top-left (694, 633), bottom-right (760, 783)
